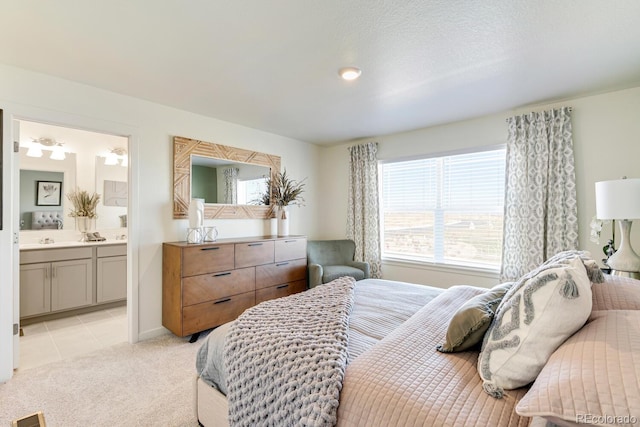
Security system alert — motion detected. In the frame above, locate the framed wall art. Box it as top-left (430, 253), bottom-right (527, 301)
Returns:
top-left (103, 180), bottom-right (128, 207)
top-left (36, 180), bottom-right (62, 206)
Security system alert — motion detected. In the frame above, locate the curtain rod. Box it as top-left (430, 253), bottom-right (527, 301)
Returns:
top-left (506, 106), bottom-right (573, 122)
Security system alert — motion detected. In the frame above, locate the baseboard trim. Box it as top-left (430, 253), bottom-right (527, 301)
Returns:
top-left (137, 326), bottom-right (170, 342)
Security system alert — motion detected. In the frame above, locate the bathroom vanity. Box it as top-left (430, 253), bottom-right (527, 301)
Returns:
top-left (19, 241), bottom-right (127, 323)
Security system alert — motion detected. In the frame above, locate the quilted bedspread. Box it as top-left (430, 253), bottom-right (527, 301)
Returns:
top-left (337, 285), bottom-right (532, 427)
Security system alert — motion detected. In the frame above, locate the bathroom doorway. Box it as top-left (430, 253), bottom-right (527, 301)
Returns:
top-left (16, 119), bottom-right (130, 371)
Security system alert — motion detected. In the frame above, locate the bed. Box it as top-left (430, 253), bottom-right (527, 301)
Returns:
top-left (195, 268), bottom-right (640, 427)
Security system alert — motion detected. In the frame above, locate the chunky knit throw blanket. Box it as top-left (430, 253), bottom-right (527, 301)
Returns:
top-left (224, 276), bottom-right (356, 427)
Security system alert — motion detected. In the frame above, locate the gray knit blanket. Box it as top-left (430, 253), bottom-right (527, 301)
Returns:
top-left (223, 276), bottom-right (356, 427)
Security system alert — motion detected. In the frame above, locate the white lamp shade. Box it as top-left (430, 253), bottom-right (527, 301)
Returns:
top-left (50, 145), bottom-right (66, 160)
top-left (26, 144), bottom-right (43, 158)
top-left (595, 178), bottom-right (640, 220)
top-left (104, 152), bottom-right (119, 165)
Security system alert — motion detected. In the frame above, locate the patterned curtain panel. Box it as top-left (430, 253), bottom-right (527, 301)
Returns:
top-left (347, 142), bottom-right (382, 278)
top-left (501, 107), bottom-right (579, 281)
top-left (223, 167), bottom-right (239, 204)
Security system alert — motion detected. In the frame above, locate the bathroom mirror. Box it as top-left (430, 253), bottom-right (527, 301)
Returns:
top-left (173, 136), bottom-right (281, 219)
top-left (19, 150), bottom-right (77, 230)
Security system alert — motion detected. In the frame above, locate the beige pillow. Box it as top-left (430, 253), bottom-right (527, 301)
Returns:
top-left (478, 257), bottom-right (592, 397)
top-left (516, 310), bottom-right (640, 427)
top-left (437, 282), bottom-right (513, 353)
top-left (592, 275), bottom-right (640, 311)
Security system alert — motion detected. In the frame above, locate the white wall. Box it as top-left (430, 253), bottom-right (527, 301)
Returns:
top-left (318, 86), bottom-right (640, 288)
top-left (0, 63), bottom-right (321, 381)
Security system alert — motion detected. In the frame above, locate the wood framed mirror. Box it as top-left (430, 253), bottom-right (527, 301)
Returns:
top-left (173, 136), bottom-right (281, 219)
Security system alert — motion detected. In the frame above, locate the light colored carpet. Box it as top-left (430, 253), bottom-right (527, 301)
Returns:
top-left (0, 333), bottom-right (206, 426)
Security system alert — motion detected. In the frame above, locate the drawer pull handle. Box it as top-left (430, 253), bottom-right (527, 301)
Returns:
top-left (277, 284), bottom-right (289, 289)
top-left (248, 243), bottom-right (263, 247)
top-left (214, 298), bottom-right (231, 305)
top-left (284, 240), bottom-right (297, 243)
top-left (276, 262), bottom-right (289, 267)
top-left (201, 247), bottom-right (220, 251)
top-left (213, 272), bottom-right (231, 277)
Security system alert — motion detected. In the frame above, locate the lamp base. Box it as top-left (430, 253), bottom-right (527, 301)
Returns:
top-left (606, 220), bottom-right (640, 273)
top-left (609, 269), bottom-right (640, 280)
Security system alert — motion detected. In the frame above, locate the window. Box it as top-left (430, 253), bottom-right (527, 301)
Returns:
top-left (237, 177), bottom-right (268, 205)
top-left (380, 147), bottom-right (505, 269)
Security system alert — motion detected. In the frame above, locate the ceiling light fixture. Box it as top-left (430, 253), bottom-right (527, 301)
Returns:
top-left (339, 67), bottom-right (362, 81)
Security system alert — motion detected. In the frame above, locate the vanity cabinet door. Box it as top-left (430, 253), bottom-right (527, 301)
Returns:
top-left (20, 263), bottom-right (51, 317)
top-left (50, 258), bottom-right (93, 311)
top-left (97, 255), bottom-right (127, 303)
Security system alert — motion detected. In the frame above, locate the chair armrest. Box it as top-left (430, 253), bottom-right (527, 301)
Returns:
top-left (348, 261), bottom-right (370, 279)
top-left (308, 263), bottom-right (323, 288)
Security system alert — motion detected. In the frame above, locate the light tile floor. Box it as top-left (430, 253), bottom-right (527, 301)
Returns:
top-left (18, 306), bottom-right (127, 372)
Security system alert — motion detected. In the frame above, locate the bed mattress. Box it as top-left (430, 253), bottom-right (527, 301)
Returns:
top-left (196, 278), bottom-right (443, 395)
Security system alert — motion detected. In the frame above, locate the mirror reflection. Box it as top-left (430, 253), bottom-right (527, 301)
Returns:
top-left (191, 155), bottom-right (270, 205)
top-left (19, 149), bottom-right (77, 230)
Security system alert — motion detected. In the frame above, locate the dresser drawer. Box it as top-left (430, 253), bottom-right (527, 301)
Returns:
top-left (182, 291), bottom-right (255, 336)
top-left (255, 279), bottom-right (307, 304)
top-left (235, 241), bottom-right (274, 268)
top-left (182, 244), bottom-right (235, 277)
top-left (275, 238), bottom-right (307, 262)
top-left (182, 267), bottom-right (255, 306)
top-left (256, 258), bottom-right (307, 289)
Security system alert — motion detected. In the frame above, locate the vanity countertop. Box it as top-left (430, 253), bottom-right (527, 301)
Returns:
top-left (20, 240), bottom-right (126, 250)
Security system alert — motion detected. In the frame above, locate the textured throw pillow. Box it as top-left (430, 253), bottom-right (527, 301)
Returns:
top-left (542, 250), bottom-right (605, 284)
top-left (516, 310), bottom-right (640, 427)
top-left (437, 282), bottom-right (514, 353)
top-left (477, 256), bottom-right (592, 398)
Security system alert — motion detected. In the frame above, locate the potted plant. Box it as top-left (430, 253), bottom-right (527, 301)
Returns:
top-left (67, 189), bottom-right (100, 240)
top-left (271, 169), bottom-right (305, 236)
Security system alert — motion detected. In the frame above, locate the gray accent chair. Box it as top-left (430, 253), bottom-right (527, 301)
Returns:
top-left (307, 239), bottom-right (370, 288)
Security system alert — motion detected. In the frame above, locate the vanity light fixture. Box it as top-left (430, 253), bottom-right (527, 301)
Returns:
top-left (50, 143), bottom-right (66, 160)
top-left (26, 141), bottom-right (43, 158)
top-left (104, 147), bottom-right (128, 166)
top-left (339, 66), bottom-right (362, 81)
top-left (26, 137), bottom-right (66, 159)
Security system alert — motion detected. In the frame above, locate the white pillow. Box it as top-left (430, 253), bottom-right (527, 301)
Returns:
top-left (477, 256), bottom-right (592, 398)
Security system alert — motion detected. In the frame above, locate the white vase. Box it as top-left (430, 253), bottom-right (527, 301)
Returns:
top-left (189, 198), bottom-right (205, 229)
top-left (277, 206), bottom-right (289, 237)
top-left (265, 217), bottom-right (277, 236)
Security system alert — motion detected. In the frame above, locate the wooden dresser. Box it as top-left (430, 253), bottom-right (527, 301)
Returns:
top-left (162, 235), bottom-right (307, 338)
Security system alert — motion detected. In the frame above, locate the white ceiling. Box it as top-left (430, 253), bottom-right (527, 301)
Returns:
top-left (1, 1), bottom-right (640, 145)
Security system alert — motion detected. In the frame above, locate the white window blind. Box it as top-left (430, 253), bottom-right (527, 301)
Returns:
top-left (381, 147), bottom-right (506, 269)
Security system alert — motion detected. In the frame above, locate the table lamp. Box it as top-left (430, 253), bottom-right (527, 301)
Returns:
top-left (595, 177), bottom-right (640, 279)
